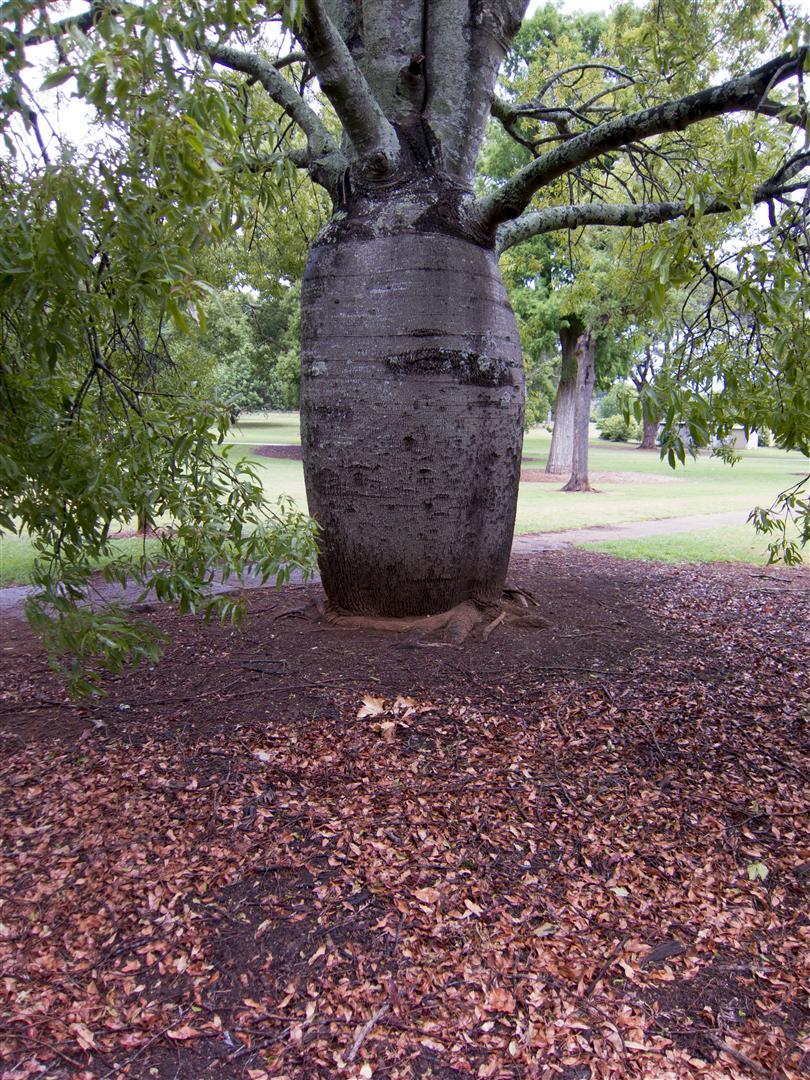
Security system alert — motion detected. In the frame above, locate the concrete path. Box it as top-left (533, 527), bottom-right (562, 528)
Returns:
top-left (0, 510), bottom-right (749, 619)
top-left (0, 568), bottom-right (315, 619)
top-left (511, 509), bottom-right (748, 554)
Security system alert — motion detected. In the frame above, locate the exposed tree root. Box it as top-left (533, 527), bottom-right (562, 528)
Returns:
top-left (313, 588), bottom-right (549, 644)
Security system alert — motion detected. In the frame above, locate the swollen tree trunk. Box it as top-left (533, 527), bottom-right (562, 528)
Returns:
top-left (301, 181), bottom-right (525, 617)
top-left (562, 330), bottom-right (596, 493)
top-left (545, 320), bottom-right (581, 474)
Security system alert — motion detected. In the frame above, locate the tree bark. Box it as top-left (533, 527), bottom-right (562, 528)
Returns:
top-left (562, 330), bottom-right (596, 493)
top-left (639, 414), bottom-right (659, 450)
top-left (545, 321), bottom-right (581, 475)
top-left (300, 183), bottom-right (525, 617)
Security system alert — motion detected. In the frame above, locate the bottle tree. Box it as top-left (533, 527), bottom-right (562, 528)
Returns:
top-left (2, 0), bottom-right (808, 669)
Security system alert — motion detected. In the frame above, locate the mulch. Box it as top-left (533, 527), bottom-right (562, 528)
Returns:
top-left (0, 550), bottom-right (808, 1079)
top-left (519, 470), bottom-right (681, 485)
top-left (251, 445), bottom-right (303, 460)
top-left (247, 446), bottom-right (679, 486)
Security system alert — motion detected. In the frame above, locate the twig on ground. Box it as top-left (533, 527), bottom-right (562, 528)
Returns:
top-left (482, 611), bottom-right (506, 641)
top-left (0, 1029), bottom-right (84, 1070)
top-left (345, 1001), bottom-right (390, 1064)
top-left (703, 1031), bottom-right (770, 1077)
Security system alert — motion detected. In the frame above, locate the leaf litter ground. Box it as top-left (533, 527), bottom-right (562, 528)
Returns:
top-left (0, 550), bottom-right (808, 1080)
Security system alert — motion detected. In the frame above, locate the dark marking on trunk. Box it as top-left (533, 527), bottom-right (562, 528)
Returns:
top-left (386, 348), bottom-right (516, 387)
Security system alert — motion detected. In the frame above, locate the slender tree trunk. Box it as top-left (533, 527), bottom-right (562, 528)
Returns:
top-left (639, 413), bottom-right (659, 449)
top-left (562, 330), bottom-right (596, 493)
top-left (300, 182), bottom-right (525, 617)
top-left (545, 321), bottom-right (580, 474)
top-left (634, 345), bottom-right (662, 450)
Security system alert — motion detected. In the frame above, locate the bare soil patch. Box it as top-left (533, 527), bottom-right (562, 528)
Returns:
top-left (521, 469), bottom-right (682, 485)
top-left (252, 444), bottom-right (303, 460)
top-left (1, 551), bottom-right (808, 1079)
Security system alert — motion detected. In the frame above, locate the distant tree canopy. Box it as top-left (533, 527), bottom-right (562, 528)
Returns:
top-left (173, 284), bottom-right (302, 413)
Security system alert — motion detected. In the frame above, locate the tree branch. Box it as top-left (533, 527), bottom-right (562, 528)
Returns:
top-left (478, 48), bottom-right (809, 232)
top-left (8, 1), bottom-right (116, 50)
top-left (4, 5), bottom-right (348, 195)
top-left (207, 42), bottom-right (347, 194)
top-left (495, 173), bottom-right (810, 254)
top-left (297, 0), bottom-right (400, 176)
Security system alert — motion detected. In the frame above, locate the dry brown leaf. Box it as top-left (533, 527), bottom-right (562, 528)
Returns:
top-left (357, 696), bottom-right (386, 718)
top-left (166, 1024), bottom-right (201, 1041)
top-left (484, 987), bottom-right (516, 1013)
top-left (413, 886), bottom-right (441, 905)
top-left (70, 1022), bottom-right (97, 1051)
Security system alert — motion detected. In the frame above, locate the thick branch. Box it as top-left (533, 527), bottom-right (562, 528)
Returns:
top-left (207, 42), bottom-right (346, 194)
top-left (8, 1), bottom-right (115, 50)
top-left (426, 0), bottom-right (530, 185)
top-left (496, 175), bottom-right (810, 254)
top-left (478, 48), bottom-right (809, 232)
top-left (297, 0), bottom-right (400, 175)
top-left (208, 44), bottom-right (337, 160)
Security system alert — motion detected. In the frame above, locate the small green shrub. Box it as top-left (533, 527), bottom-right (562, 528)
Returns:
top-left (597, 383), bottom-right (636, 420)
top-left (597, 414), bottom-right (643, 442)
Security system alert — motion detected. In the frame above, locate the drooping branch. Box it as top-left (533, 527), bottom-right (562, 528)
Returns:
top-left (478, 47), bottom-right (809, 232)
top-left (4, 4), bottom-right (350, 195)
top-left (6, 1), bottom-right (116, 51)
top-left (495, 170), bottom-right (810, 254)
top-left (297, 0), bottom-right (400, 176)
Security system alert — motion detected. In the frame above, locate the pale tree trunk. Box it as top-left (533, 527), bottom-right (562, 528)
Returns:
top-left (287, 0), bottom-right (529, 616)
top-left (545, 321), bottom-right (581, 474)
top-left (301, 202), bottom-right (524, 617)
top-left (562, 330), bottom-right (596, 493)
top-left (633, 345), bottom-right (661, 450)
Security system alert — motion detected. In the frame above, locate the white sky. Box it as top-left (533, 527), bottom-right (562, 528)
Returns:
top-left (534, 0), bottom-right (810, 15)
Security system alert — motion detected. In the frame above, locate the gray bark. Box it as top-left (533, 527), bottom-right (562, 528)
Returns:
top-left (299, 0), bottom-right (529, 188)
top-left (208, 43), bottom-right (348, 195)
top-left (545, 322), bottom-right (580, 475)
top-left (562, 330), bottom-right (596, 493)
top-left (640, 415), bottom-right (659, 450)
top-left (477, 47), bottom-right (808, 232)
top-left (424, 0), bottom-right (528, 185)
top-left (300, 209), bottom-right (524, 616)
top-left (495, 165), bottom-right (810, 253)
top-left (299, 0), bottom-right (401, 176)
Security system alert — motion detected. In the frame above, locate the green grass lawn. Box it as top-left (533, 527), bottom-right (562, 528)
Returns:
top-left (238, 416), bottom-right (807, 537)
top-left (0, 535), bottom-right (160, 588)
top-left (2, 416), bottom-right (806, 584)
top-left (228, 412), bottom-right (301, 446)
top-left (578, 523), bottom-right (802, 565)
top-left (515, 428), bottom-right (807, 533)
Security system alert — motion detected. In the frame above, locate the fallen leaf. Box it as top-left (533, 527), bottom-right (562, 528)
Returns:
top-left (414, 886), bottom-right (440, 904)
top-left (392, 696), bottom-right (416, 714)
top-left (70, 1023), bottom-right (97, 1051)
top-left (308, 943), bottom-right (326, 965)
top-left (166, 1024), bottom-right (201, 1041)
top-left (357, 696), bottom-right (386, 718)
top-left (484, 987), bottom-right (516, 1013)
